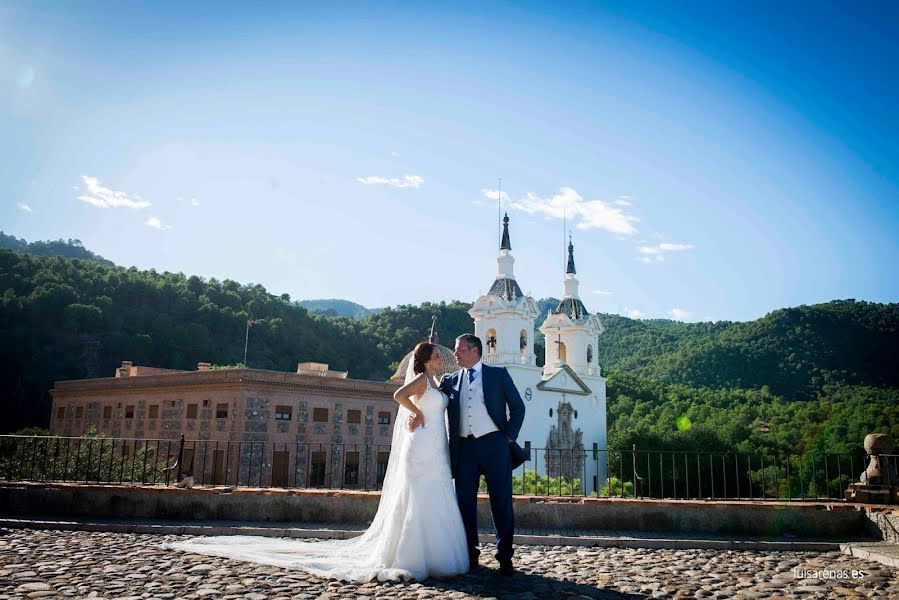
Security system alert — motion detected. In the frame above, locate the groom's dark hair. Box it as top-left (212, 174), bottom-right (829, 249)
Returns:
top-left (456, 333), bottom-right (482, 357)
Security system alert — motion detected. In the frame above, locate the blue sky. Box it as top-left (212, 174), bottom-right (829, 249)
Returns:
top-left (3, 1), bottom-right (897, 322)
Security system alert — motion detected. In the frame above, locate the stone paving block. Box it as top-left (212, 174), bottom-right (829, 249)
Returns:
top-left (1, 531), bottom-right (872, 600)
top-left (841, 541), bottom-right (899, 569)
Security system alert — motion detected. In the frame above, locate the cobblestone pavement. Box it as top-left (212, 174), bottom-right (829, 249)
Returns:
top-left (1, 529), bottom-right (898, 599)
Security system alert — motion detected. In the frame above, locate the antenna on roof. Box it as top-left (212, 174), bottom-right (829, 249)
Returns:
top-left (497, 177), bottom-right (502, 249)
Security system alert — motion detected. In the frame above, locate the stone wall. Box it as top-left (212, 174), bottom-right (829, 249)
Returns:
top-left (864, 507), bottom-right (899, 542)
top-left (0, 482), bottom-right (873, 539)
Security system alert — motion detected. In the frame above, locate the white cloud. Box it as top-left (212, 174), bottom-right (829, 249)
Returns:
top-left (144, 216), bottom-right (172, 231)
top-left (614, 196), bottom-right (632, 207)
top-left (356, 174), bottom-right (424, 189)
top-left (635, 241), bottom-right (693, 263)
top-left (16, 202), bottom-right (32, 213)
top-left (77, 176), bottom-right (151, 209)
top-left (190, 197), bottom-right (200, 207)
top-left (592, 289), bottom-right (613, 295)
top-left (481, 188), bottom-right (511, 203)
top-left (659, 243), bottom-right (694, 252)
top-left (508, 187), bottom-right (639, 235)
top-left (626, 308), bottom-right (644, 319)
top-left (669, 308), bottom-right (690, 321)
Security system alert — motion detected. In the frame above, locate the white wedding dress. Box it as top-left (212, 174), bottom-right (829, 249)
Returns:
top-left (166, 372), bottom-right (469, 583)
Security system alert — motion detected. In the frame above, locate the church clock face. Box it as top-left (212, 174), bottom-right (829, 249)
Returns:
top-left (524, 387), bottom-right (532, 401)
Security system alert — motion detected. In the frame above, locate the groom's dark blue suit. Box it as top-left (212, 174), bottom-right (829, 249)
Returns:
top-left (440, 363), bottom-right (525, 564)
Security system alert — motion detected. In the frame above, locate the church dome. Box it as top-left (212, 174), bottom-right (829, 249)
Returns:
top-left (488, 277), bottom-right (524, 301)
top-left (553, 297), bottom-right (590, 321)
top-left (390, 343), bottom-right (459, 383)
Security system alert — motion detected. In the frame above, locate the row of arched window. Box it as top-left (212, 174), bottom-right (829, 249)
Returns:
top-left (484, 328), bottom-right (594, 365)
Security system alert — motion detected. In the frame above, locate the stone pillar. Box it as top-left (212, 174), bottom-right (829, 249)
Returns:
top-left (845, 434), bottom-right (898, 504)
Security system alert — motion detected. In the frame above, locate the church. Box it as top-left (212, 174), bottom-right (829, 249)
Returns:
top-left (394, 214), bottom-right (609, 494)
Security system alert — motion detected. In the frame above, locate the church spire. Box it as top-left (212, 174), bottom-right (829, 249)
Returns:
top-left (500, 213), bottom-right (511, 251)
top-left (428, 314), bottom-right (439, 346)
top-left (489, 212), bottom-right (523, 300)
top-left (566, 235), bottom-right (576, 274)
top-left (560, 234), bottom-right (583, 304)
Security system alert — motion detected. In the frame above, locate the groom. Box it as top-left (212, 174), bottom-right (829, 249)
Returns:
top-left (440, 333), bottom-right (525, 576)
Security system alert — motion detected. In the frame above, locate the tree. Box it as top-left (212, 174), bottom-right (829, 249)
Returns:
top-left (63, 303), bottom-right (103, 333)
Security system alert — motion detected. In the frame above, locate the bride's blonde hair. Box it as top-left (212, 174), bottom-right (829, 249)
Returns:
top-left (412, 342), bottom-right (437, 375)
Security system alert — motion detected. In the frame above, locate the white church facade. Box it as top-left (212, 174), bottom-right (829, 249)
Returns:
top-left (470, 214), bottom-right (608, 494)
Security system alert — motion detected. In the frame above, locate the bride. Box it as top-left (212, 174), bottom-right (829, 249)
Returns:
top-left (166, 342), bottom-right (469, 582)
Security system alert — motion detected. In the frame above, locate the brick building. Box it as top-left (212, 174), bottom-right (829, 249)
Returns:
top-left (49, 361), bottom-right (401, 489)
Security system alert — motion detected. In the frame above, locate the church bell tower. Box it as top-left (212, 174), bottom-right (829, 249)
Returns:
top-left (469, 213), bottom-right (540, 365)
top-left (539, 236), bottom-right (604, 377)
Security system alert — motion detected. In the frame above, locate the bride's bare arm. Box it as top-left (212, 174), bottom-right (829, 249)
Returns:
top-left (393, 374), bottom-right (426, 430)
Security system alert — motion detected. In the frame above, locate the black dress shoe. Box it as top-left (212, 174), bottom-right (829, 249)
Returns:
top-left (498, 560), bottom-right (514, 577)
top-left (469, 557), bottom-right (479, 570)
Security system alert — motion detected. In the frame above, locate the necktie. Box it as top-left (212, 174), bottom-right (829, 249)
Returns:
top-left (468, 368), bottom-right (476, 383)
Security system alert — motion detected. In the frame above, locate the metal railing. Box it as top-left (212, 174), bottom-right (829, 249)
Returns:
top-left (1, 434), bottom-right (887, 501)
top-left (505, 445), bottom-right (876, 501)
top-left (0, 435), bottom-right (393, 490)
top-left (0, 434), bottom-right (183, 486)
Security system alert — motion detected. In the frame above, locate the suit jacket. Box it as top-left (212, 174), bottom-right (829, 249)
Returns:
top-left (440, 363), bottom-right (527, 476)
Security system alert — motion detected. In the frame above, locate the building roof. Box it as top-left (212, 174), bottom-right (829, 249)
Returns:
top-left (390, 344), bottom-right (459, 383)
top-left (488, 277), bottom-right (524, 301)
top-left (389, 318), bottom-right (461, 382)
top-left (52, 366), bottom-right (399, 400)
top-left (553, 297), bottom-right (590, 320)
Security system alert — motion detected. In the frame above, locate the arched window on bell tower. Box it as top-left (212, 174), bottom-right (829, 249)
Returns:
top-left (519, 329), bottom-right (528, 358)
top-left (558, 341), bottom-right (567, 363)
top-left (587, 344), bottom-right (593, 365)
top-left (486, 328), bottom-right (498, 355)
